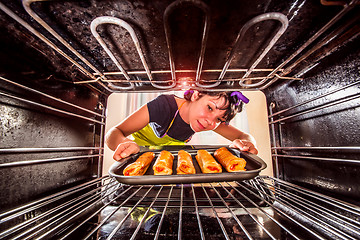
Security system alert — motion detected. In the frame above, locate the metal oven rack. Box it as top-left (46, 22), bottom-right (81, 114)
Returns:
top-left (1, 176), bottom-right (359, 240)
top-left (1, 0), bottom-right (358, 91)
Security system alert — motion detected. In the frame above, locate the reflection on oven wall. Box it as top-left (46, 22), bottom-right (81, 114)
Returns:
top-left (103, 91), bottom-right (272, 177)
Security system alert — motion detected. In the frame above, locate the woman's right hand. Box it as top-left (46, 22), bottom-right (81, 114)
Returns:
top-left (113, 141), bottom-right (140, 161)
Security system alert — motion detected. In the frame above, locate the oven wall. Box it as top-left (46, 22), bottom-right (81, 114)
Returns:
top-left (0, 77), bottom-right (106, 211)
top-left (264, 37), bottom-right (360, 205)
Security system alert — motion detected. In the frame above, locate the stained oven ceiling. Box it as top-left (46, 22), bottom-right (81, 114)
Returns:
top-left (0, 0), bottom-right (359, 93)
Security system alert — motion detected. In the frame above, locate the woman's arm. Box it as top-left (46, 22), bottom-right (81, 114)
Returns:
top-left (105, 104), bottom-right (150, 160)
top-left (213, 124), bottom-right (258, 155)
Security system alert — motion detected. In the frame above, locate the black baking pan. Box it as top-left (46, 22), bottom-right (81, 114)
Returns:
top-left (109, 146), bottom-right (267, 185)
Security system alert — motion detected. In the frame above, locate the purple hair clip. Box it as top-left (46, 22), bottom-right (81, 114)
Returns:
top-left (230, 91), bottom-right (249, 105)
top-left (184, 90), bottom-right (194, 95)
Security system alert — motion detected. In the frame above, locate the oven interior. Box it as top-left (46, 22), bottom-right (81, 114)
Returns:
top-left (0, 0), bottom-right (359, 239)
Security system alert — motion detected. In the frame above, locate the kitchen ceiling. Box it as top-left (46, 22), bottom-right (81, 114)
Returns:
top-left (0, 0), bottom-right (359, 92)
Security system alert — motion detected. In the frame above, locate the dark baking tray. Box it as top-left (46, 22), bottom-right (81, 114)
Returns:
top-left (109, 147), bottom-right (267, 185)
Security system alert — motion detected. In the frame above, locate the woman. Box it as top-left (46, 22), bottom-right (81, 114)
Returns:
top-left (105, 90), bottom-right (258, 161)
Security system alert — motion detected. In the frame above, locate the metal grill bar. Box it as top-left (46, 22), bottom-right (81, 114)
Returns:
top-left (261, 0), bottom-right (359, 89)
top-left (0, 180), bottom-right (116, 239)
top-left (219, 184), bottom-right (277, 240)
top-left (238, 180), bottom-right (327, 240)
top-left (31, 181), bottom-right (123, 240)
top-left (10, 180), bottom-right (118, 240)
top-left (0, 90), bottom-right (105, 125)
top-left (269, 93), bottom-right (360, 124)
top-left (272, 146), bottom-right (360, 151)
top-left (22, 0), bottom-right (104, 79)
top-left (218, 12), bottom-right (288, 86)
top-left (191, 184), bottom-right (205, 240)
top-left (269, 80), bottom-right (360, 118)
top-left (235, 181), bottom-right (326, 239)
top-left (90, 16), bottom-right (136, 90)
top-left (246, 178), bottom-right (360, 239)
top-left (251, 185), bottom-right (358, 239)
top-left (106, 186), bottom-right (155, 240)
top-left (273, 154), bottom-right (360, 163)
top-left (99, 68), bottom-right (280, 75)
top-left (209, 183), bottom-right (253, 240)
top-left (239, 13), bottom-right (288, 87)
top-left (0, 2), bottom-right (95, 81)
top-left (177, 184), bottom-right (184, 240)
top-left (154, 185), bottom-right (174, 240)
top-left (270, 177), bottom-right (360, 216)
top-left (0, 147), bottom-right (102, 153)
top-left (263, 183), bottom-right (360, 236)
top-left (78, 186), bottom-right (142, 239)
top-left (1, 177), bottom-right (359, 239)
top-left (0, 154), bottom-right (102, 168)
top-left (201, 184), bottom-right (230, 240)
top-left (129, 186), bottom-right (164, 240)
top-left (222, 182), bottom-right (300, 240)
top-left (0, 76), bottom-right (104, 118)
top-left (0, 176), bottom-right (108, 221)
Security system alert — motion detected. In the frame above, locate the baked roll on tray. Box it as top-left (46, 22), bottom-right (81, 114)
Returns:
top-left (123, 152), bottom-right (155, 176)
top-left (195, 150), bottom-right (222, 173)
top-left (214, 147), bottom-right (247, 172)
top-left (153, 150), bottom-right (174, 175)
top-left (177, 150), bottom-right (196, 174)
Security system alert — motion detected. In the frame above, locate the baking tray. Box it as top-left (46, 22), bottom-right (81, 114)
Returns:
top-left (109, 147), bottom-right (267, 185)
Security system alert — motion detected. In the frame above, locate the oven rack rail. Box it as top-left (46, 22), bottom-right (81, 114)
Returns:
top-left (1, 0), bottom-right (358, 91)
top-left (1, 176), bottom-right (359, 240)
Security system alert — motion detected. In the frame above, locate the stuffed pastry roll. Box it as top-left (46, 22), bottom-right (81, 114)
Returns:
top-left (214, 147), bottom-right (246, 172)
top-left (123, 152), bottom-right (155, 176)
top-left (195, 150), bottom-right (222, 173)
top-left (153, 150), bottom-right (174, 175)
top-left (177, 150), bottom-right (196, 174)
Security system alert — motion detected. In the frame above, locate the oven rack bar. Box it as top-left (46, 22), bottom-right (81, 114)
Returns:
top-left (0, 76), bottom-right (105, 124)
top-left (272, 146), bottom-right (360, 151)
top-left (269, 79), bottom-right (360, 118)
top-left (4, 180), bottom-right (118, 240)
top-left (0, 154), bottom-right (102, 168)
top-left (0, 147), bottom-right (103, 153)
top-left (0, 76), bottom-right (104, 118)
top-left (2, 1), bottom-right (355, 91)
top-left (2, 176), bottom-right (359, 239)
top-left (250, 180), bottom-right (360, 239)
top-left (0, 176), bottom-right (109, 221)
top-left (269, 92), bottom-right (360, 124)
top-left (261, 0), bottom-right (359, 90)
top-left (273, 154), bottom-right (360, 164)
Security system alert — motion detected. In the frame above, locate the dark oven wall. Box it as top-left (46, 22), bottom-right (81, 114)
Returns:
top-left (264, 37), bottom-right (360, 205)
top-left (0, 74), bottom-right (107, 211)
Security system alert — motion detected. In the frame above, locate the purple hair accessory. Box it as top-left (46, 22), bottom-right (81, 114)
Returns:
top-left (230, 91), bottom-right (249, 105)
top-left (184, 90), bottom-right (194, 95)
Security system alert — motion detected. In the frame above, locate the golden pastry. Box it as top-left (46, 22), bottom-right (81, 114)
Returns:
top-left (195, 149), bottom-right (222, 173)
top-left (214, 147), bottom-right (246, 172)
top-left (153, 150), bottom-right (174, 175)
top-left (177, 150), bottom-right (196, 174)
top-left (123, 152), bottom-right (155, 176)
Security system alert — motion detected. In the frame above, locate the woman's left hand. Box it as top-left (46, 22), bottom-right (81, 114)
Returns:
top-left (229, 139), bottom-right (258, 155)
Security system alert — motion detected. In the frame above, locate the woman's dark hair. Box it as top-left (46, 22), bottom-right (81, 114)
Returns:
top-left (184, 90), bottom-right (244, 124)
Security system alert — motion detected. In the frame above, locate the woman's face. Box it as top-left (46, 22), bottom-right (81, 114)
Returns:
top-left (188, 93), bottom-right (227, 132)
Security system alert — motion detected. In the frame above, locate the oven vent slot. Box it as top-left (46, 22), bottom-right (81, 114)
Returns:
top-left (1, 176), bottom-right (359, 239)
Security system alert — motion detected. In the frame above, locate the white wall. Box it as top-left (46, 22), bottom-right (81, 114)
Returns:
top-left (103, 91), bottom-right (272, 177)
